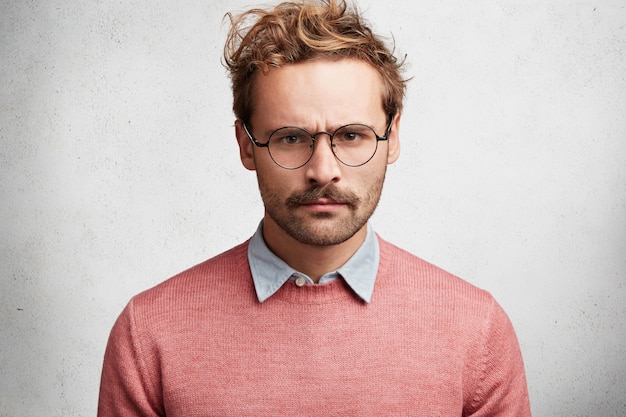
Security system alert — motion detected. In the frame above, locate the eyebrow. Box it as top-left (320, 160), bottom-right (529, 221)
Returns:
top-left (267, 121), bottom-right (378, 135)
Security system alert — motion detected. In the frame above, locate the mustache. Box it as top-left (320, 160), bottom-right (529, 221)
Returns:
top-left (285, 185), bottom-right (360, 209)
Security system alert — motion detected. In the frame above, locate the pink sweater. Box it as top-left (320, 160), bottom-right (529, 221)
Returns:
top-left (98, 237), bottom-right (530, 416)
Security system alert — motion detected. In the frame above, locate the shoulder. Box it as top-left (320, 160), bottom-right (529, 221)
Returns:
top-left (374, 236), bottom-right (521, 357)
top-left (375, 235), bottom-right (496, 314)
top-left (127, 240), bottom-right (254, 316)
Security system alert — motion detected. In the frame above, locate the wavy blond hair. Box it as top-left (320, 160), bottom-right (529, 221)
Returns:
top-left (223, 0), bottom-right (407, 124)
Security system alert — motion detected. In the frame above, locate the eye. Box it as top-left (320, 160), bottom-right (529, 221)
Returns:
top-left (341, 131), bottom-right (361, 142)
top-left (334, 125), bottom-right (375, 144)
top-left (282, 135), bottom-right (304, 145)
top-left (270, 128), bottom-right (310, 147)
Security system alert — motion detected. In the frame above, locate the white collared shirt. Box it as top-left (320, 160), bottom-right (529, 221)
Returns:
top-left (247, 221), bottom-right (379, 303)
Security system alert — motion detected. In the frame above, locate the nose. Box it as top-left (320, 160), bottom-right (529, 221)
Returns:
top-left (304, 134), bottom-right (341, 185)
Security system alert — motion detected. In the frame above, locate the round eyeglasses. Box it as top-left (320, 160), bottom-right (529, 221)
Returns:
top-left (243, 117), bottom-right (393, 170)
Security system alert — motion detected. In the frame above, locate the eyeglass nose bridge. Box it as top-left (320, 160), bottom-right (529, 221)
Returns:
top-left (309, 130), bottom-right (338, 150)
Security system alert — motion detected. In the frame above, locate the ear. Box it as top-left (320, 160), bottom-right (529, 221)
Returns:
top-left (235, 120), bottom-right (256, 171)
top-left (386, 112), bottom-right (401, 164)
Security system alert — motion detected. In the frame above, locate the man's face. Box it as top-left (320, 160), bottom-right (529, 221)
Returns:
top-left (236, 59), bottom-right (400, 248)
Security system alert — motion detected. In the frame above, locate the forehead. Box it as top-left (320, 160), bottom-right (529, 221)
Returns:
top-left (250, 59), bottom-right (386, 127)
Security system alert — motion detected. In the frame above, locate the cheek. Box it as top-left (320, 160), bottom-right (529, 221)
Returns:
top-left (256, 166), bottom-right (294, 197)
top-left (351, 165), bottom-right (387, 198)
top-left (352, 160), bottom-right (387, 185)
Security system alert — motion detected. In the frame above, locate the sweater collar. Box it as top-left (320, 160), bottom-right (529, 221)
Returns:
top-left (248, 221), bottom-right (379, 303)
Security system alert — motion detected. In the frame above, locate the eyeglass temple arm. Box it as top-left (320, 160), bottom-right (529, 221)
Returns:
top-left (243, 122), bottom-right (269, 147)
top-left (378, 113), bottom-right (395, 141)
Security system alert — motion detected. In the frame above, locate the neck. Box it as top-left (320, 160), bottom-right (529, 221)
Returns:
top-left (261, 216), bottom-right (367, 283)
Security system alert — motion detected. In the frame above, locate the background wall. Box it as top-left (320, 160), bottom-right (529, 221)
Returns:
top-left (1, 0), bottom-right (624, 415)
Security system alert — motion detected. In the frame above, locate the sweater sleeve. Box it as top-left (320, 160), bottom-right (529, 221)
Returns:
top-left (464, 297), bottom-right (531, 417)
top-left (98, 300), bottom-right (164, 417)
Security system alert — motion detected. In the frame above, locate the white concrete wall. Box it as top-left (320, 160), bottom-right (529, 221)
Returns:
top-left (1, 1), bottom-right (624, 415)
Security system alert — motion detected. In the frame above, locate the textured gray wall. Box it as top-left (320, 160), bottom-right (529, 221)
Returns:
top-left (1, 1), bottom-right (625, 416)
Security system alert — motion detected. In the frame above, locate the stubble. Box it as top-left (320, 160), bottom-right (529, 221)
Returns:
top-left (261, 175), bottom-right (386, 246)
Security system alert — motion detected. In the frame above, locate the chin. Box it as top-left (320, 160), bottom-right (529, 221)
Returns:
top-left (288, 222), bottom-right (363, 247)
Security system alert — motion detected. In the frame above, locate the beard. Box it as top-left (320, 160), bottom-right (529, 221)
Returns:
top-left (261, 175), bottom-right (386, 247)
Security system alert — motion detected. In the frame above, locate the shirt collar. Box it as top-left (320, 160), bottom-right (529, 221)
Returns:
top-left (248, 221), bottom-right (379, 303)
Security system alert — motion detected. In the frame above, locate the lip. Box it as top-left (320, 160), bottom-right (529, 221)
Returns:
top-left (300, 198), bottom-right (347, 212)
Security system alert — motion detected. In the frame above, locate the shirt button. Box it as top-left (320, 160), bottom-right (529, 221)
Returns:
top-left (295, 277), bottom-right (306, 287)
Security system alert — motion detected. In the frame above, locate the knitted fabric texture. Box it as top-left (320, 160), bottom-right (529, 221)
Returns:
top-left (98, 237), bottom-right (531, 416)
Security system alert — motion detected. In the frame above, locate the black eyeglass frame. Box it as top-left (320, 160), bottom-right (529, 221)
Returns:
top-left (242, 115), bottom-right (395, 170)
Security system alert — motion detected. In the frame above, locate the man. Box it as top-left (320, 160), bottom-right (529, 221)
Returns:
top-left (98, 1), bottom-right (531, 415)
